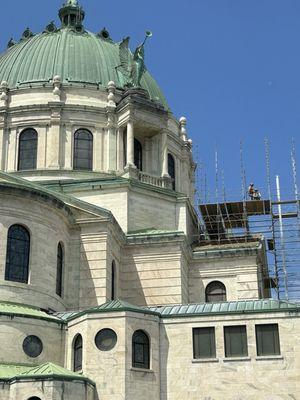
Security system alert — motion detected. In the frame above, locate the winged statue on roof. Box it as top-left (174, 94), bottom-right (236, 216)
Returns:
top-left (116, 31), bottom-right (152, 88)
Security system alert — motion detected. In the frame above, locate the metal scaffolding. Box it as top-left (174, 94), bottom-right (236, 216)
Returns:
top-left (196, 138), bottom-right (300, 301)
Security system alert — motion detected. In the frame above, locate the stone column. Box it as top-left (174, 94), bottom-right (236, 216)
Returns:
top-left (126, 119), bottom-right (135, 168)
top-left (161, 130), bottom-right (169, 177)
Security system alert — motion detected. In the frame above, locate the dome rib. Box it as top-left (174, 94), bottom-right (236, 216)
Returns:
top-left (0, 29), bottom-right (169, 109)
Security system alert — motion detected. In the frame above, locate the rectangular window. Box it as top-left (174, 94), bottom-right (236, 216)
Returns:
top-left (224, 326), bottom-right (248, 357)
top-left (193, 327), bottom-right (216, 359)
top-left (256, 324), bottom-right (280, 356)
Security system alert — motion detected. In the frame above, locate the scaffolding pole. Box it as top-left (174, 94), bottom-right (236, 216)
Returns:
top-left (276, 175), bottom-right (289, 300)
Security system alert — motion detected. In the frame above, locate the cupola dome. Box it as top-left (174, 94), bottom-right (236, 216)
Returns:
top-left (0, 1), bottom-right (168, 108)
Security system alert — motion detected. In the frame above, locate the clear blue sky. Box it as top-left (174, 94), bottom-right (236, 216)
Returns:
top-left (2, 0), bottom-right (300, 201)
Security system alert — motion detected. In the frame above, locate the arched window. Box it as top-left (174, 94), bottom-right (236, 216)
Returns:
top-left (28, 397), bottom-right (41, 400)
top-left (56, 243), bottom-right (64, 297)
top-left (168, 153), bottom-right (176, 190)
top-left (73, 129), bottom-right (93, 171)
top-left (73, 334), bottom-right (83, 372)
top-left (205, 281), bottom-right (227, 303)
top-left (134, 138), bottom-right (143, 170)
top-left (111, 261), bottom-right (116, 301)
top-left (132, 330), bottom-right (150, 369)
top-left (18, 128), bottom-right (38, 171)
top-left (5, 225), bottom-right (30, 283)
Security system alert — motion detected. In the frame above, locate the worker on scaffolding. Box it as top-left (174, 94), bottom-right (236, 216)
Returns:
top-left (248, 183), bottom-right (255, 200)
top-left (248, 183), bottom-right (261, 200)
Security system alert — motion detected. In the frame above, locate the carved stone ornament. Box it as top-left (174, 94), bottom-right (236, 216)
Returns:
top-left (107, 81), bottom-right (116, 108)
top-left (0, 81), bottom-right (9, 103)
top-left (52, 75), bottom-right (62, 97)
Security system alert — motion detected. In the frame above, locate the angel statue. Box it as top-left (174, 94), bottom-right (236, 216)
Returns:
top-left (116, 31), bottom-right (152, 88)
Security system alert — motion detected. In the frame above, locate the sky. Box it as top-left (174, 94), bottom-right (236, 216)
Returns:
top-left (1, 0), bottom-right (300, 201)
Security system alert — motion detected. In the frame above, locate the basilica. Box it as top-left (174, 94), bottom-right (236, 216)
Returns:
top-left (0, 1), bottom-right (299, 399)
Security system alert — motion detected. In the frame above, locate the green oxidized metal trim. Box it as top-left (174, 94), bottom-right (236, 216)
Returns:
top-left (0, 362), bottom-right (95, 386)
top-left (65, 299), bottom-right (161, 322)
top-left (0, 301), bottom-right (65, 325)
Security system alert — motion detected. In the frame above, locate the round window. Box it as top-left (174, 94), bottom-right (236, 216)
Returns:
top-left (95, 329), bottom-right (117, 351)
top-left (23, 335), bottom-right (43, 358)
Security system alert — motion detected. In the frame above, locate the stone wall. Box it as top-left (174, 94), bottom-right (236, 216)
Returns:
top-left (0, 315), bottom-right (64, 366)
top-left (0, 191), bottom-right (73, 310)
top-left (160, 312), bottom-right (300, 400)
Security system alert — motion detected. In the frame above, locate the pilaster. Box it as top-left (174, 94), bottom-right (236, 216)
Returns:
top-left (47, 101), bottom-right (63, 169)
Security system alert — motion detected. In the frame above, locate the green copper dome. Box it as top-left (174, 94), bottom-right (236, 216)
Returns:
top-left (0, 1), bottom-right (168, 108)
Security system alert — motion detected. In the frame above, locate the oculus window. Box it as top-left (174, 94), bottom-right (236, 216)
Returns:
top-left (5, 224), bottom-right (30, 284)
top-left (205, 281), bottom-right (227, 303)
top-left (256, 324), bottom-right (280, 356)
top-left (193, 327), bottom-right (216, 359)
top-left (73, 334), bottom-right (83, 372)
top-left (18, 128), bottom-right (38, 171)
top-left (132, 330), bottom-right (150, 369)
top-left (95, 328), bottom-right (117, 351)
top-left (23, 335), bottom-right (43, 358)
top-left (73, 129), bottom-right (93, 170)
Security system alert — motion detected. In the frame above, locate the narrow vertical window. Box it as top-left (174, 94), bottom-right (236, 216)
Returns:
top-left (73, 129), bottom-right (93, 170)
top-left (134, 138), bottom-right (142, 170)
top-left (193, 327), bottom-right (216, 359)
top-left (56, 242), bottom-right (64, 297)
top-left (256, 324), bottom-right (280, 356)
top-left (205, 281), bottom-right (227, 303)
top-left (73, 334), bottom-right (83, 372)
top-left (168, 153), bottom-right (176, 190)
top-left (18, 128), bottom-right (38, 171)
top-left (111, 261), bottom-right (116, 301)
top-left (132, 330), bottom-right (150, 369)
top-left (5, 224), bottom-right (30, 283)
top-left (224, 326), bottom-right (248, 358)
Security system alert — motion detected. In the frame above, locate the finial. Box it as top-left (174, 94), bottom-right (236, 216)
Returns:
top-left (107, 81), bottom-right (116, 108)
top-left (179, 117), bottom-right (188, 142)
top-left (21, 28), bottom-right (34, 40)
top-left (44, 21), bottom-right (57, 34)
top-left (7, 38), bottom-right (16, 49)
top-left (59, 0), bottom-right (85, 30)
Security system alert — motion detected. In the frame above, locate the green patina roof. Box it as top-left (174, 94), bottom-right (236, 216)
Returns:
top-left (0, 301), bottom-right (64, 324)
top-left (0, 362), bottom-right (94, 385)
top-left (57, 298), bottom-right (300, 323)
top-left (0, 3), bottom-right (168, 109)
top-left (149, 299), bottom-right (300, 318)
top-left (59, 299), bottom-right (160, 321)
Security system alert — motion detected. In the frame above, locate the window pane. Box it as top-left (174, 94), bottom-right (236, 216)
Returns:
top-left (193, 327), bottom-right (216, 359)
top-left (56, 243), bottom-right (63, 297)
top-left (18, 129), bottom-right (38, 171)
top-left (168, 154), bottom-right (176, 190)
top-left (132, 330), bottom-right (150, 369)
top-left (5, 225), bottom-right (30, 283)
top-left (73, 129), bottom-right (93, 170)
top-left (73, 335), bottom-right (83, 371)
top-left (134, 139), bottom-right (142, 170)
top-left (256, 324), bottom-right (280, 356)
top-left (224, 326), bottom-right (248, 357)
top-left (206, 281), bottom-right (227, 303)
